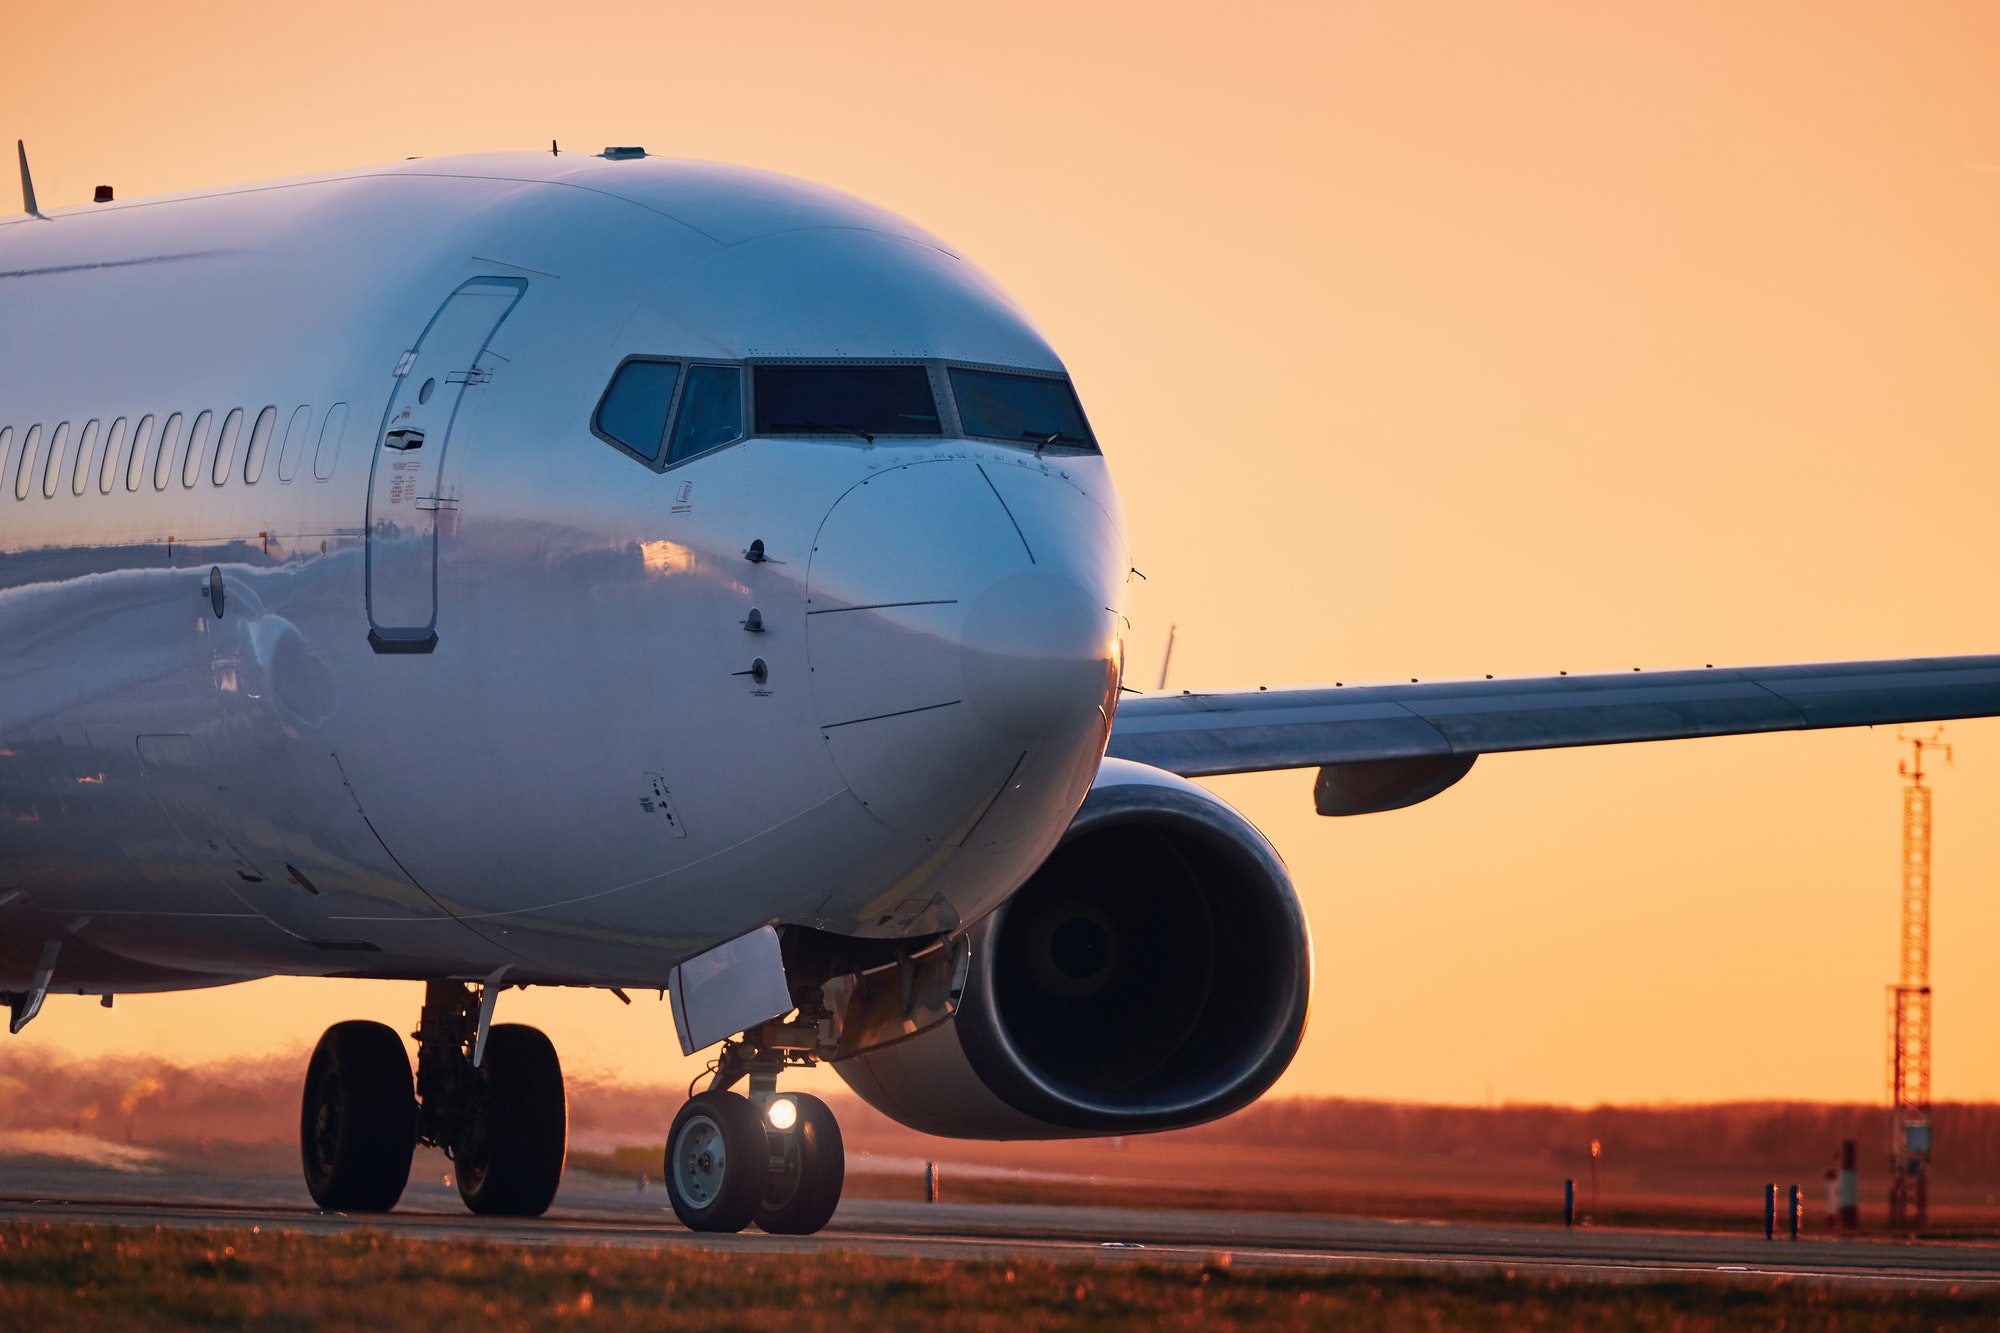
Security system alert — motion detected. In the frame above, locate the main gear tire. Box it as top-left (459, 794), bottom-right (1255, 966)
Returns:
top-left (300, 1020), bottom-right (417, 1212)
top-left (453, 1023), bottom-right (568, 1217)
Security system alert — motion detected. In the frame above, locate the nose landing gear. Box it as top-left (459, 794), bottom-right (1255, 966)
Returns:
top-left (662, 1016), bottom-right (846, 1235)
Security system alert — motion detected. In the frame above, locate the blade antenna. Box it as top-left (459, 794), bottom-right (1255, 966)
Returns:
top-left (17, 140), bottom-right (43, 218)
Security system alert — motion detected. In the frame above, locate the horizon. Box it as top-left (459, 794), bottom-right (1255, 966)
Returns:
top-left (7, 1044), bottom-right (1999, 1113)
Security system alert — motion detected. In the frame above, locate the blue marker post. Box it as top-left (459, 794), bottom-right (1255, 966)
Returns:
top-left (1764, 1183), bottom-right (1776, 1240)
top-left (1564, 1179), bottom-right (1575, 1228)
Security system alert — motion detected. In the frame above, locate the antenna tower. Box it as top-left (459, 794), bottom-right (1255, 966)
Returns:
top-left (1888, 732), bottom-right (1947, 1231)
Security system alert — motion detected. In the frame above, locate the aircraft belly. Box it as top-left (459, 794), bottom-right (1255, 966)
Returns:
top-left (424, 790), bottom-right (922, 982)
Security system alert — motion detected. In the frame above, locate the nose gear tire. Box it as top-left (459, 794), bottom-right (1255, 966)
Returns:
top-left (300, 1020), bottom-right (417, 1212)
top-left (666, 1091), bottom-right (764, 1233)
top-left (753, 1092), bottom-right (845, 1235)
top-left (453, 1024), bottom-right (567, 1217)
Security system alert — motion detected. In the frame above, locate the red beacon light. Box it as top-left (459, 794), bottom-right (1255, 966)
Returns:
top-left (93, 185), bottom-right (113, 203)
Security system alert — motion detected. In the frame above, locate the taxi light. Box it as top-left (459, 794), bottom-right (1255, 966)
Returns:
top-left (766, 1096), bottom-right (798, 1131)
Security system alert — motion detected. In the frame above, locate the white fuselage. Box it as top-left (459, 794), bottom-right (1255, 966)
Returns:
top-left (0, 154), bottom-right (1129, 994)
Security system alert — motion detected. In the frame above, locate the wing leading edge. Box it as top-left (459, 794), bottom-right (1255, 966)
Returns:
top-left (1106, 655), bottom-right (2000, 813)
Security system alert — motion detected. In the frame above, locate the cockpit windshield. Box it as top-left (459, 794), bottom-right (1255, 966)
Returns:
top-left (948, 367), bottom-right (1096, 452)
top-left (591, 357), bottom-right (1101, 470)
top-left (753, 365), bottom-right (942, 440)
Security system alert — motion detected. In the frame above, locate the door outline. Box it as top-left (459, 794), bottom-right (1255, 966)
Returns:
top-left (365, 277), bottom-right (527, 654)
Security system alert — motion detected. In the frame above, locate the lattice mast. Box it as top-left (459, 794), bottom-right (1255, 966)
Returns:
top-left (1888, 733), bottom-right (1945, 1231)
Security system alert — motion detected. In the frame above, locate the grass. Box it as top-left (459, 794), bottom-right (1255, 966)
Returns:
top-left (0, 1223), bottom-right (1993, 1331)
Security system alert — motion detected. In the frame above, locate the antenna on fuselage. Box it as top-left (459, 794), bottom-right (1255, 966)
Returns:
top-left (17, 140), bottom-right (44, 218)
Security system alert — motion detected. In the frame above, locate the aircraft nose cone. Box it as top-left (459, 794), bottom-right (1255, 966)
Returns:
top-left (805, 459), bottom-right (1123, 847)
top-left (961, 570), bottom-right (1114, 742)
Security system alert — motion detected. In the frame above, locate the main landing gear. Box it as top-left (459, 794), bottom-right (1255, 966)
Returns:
top-left (299, 980), bottom-right (567, 1216)
top-left (298, 980), bottom-right (844, 1232)
top-left (664, 1014), bottom-right (846, 1235)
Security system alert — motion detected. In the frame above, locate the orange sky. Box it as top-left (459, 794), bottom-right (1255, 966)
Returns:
top-left (7, 1), bottom-right (2000, 1106)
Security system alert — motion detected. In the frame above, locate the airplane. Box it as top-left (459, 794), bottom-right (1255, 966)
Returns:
top-left (4, 142), bottom-right (1997, 1234)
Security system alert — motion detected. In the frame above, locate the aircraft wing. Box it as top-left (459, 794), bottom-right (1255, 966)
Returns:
top-left (1106, 655), bottom-right (2000, 813)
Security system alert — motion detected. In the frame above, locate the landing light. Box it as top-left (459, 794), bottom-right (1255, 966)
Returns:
top-left (766, 1096), bottom-right (798, 1131)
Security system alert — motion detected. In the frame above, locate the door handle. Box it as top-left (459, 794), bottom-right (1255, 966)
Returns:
top-left (385, 429), bottom-right (425, 451)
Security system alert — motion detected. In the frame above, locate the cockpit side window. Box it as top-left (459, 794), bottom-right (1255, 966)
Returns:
top-left (667, 364), bottom-right (743, 465)
top-left (752, 364), bottom-right (942, 439)
top-left (593, 358), bottom-right (681, 464)
top-left (948, 366), bottom-right (1097, 453)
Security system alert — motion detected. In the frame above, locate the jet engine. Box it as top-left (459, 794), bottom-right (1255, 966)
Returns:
top-left (832, 759), bottom-right (1312, 1138)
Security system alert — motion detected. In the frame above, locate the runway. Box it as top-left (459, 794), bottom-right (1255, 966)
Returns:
top-left (2, 1155), bottom-right (1996, 1291)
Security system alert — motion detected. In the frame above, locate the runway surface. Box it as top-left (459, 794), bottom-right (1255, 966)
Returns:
top-left (2, 1155), bottom-right (1996, 1291)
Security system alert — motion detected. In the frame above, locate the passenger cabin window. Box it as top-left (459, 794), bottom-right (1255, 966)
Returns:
top-left (668, 364), bottom-right (743, 464)
top-left (127, 415), bottom-right (155, 492)
top-left (99, 418), bottom-right (127, 494)
top-left (753, 364), bottom-right (941, 439)
top-left (14, 425), bottom-right (39, 501)
top-left (0, 428), bottom-right (13, 501)
top-left (313, 403), bottom-right (347, 480)
top-left (42, 422), bottom-right (70, 498)
top-left (593, 358), bottom-right (681, 464)
top-left (154, 413), bottom-right (183, 490)
top-left (243, 405), bottom-right (277, 484)
top-left (212, 408), bottom-right (243, 486)
top-left (182, 410), bottom-right (212, 488)
top-left (233, 408), bottom-right (270, 486)
top-left (949, 367), bottom-right (1097, 452)
top-left (72, 419), bottom-right (99, 495)
top-left (276, 406), bottom-right (312, 482)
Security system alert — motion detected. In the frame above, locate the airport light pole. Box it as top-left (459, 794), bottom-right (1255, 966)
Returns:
top-left (1888, 733), bottom-right (1945, 1232)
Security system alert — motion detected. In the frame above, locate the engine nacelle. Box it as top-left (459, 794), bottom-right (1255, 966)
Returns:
top-left (833, 759), bottom-right (1312, 1138)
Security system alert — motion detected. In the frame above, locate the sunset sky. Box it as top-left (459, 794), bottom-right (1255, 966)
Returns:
top-left (7, 1), bottom-right (2000, 1107)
